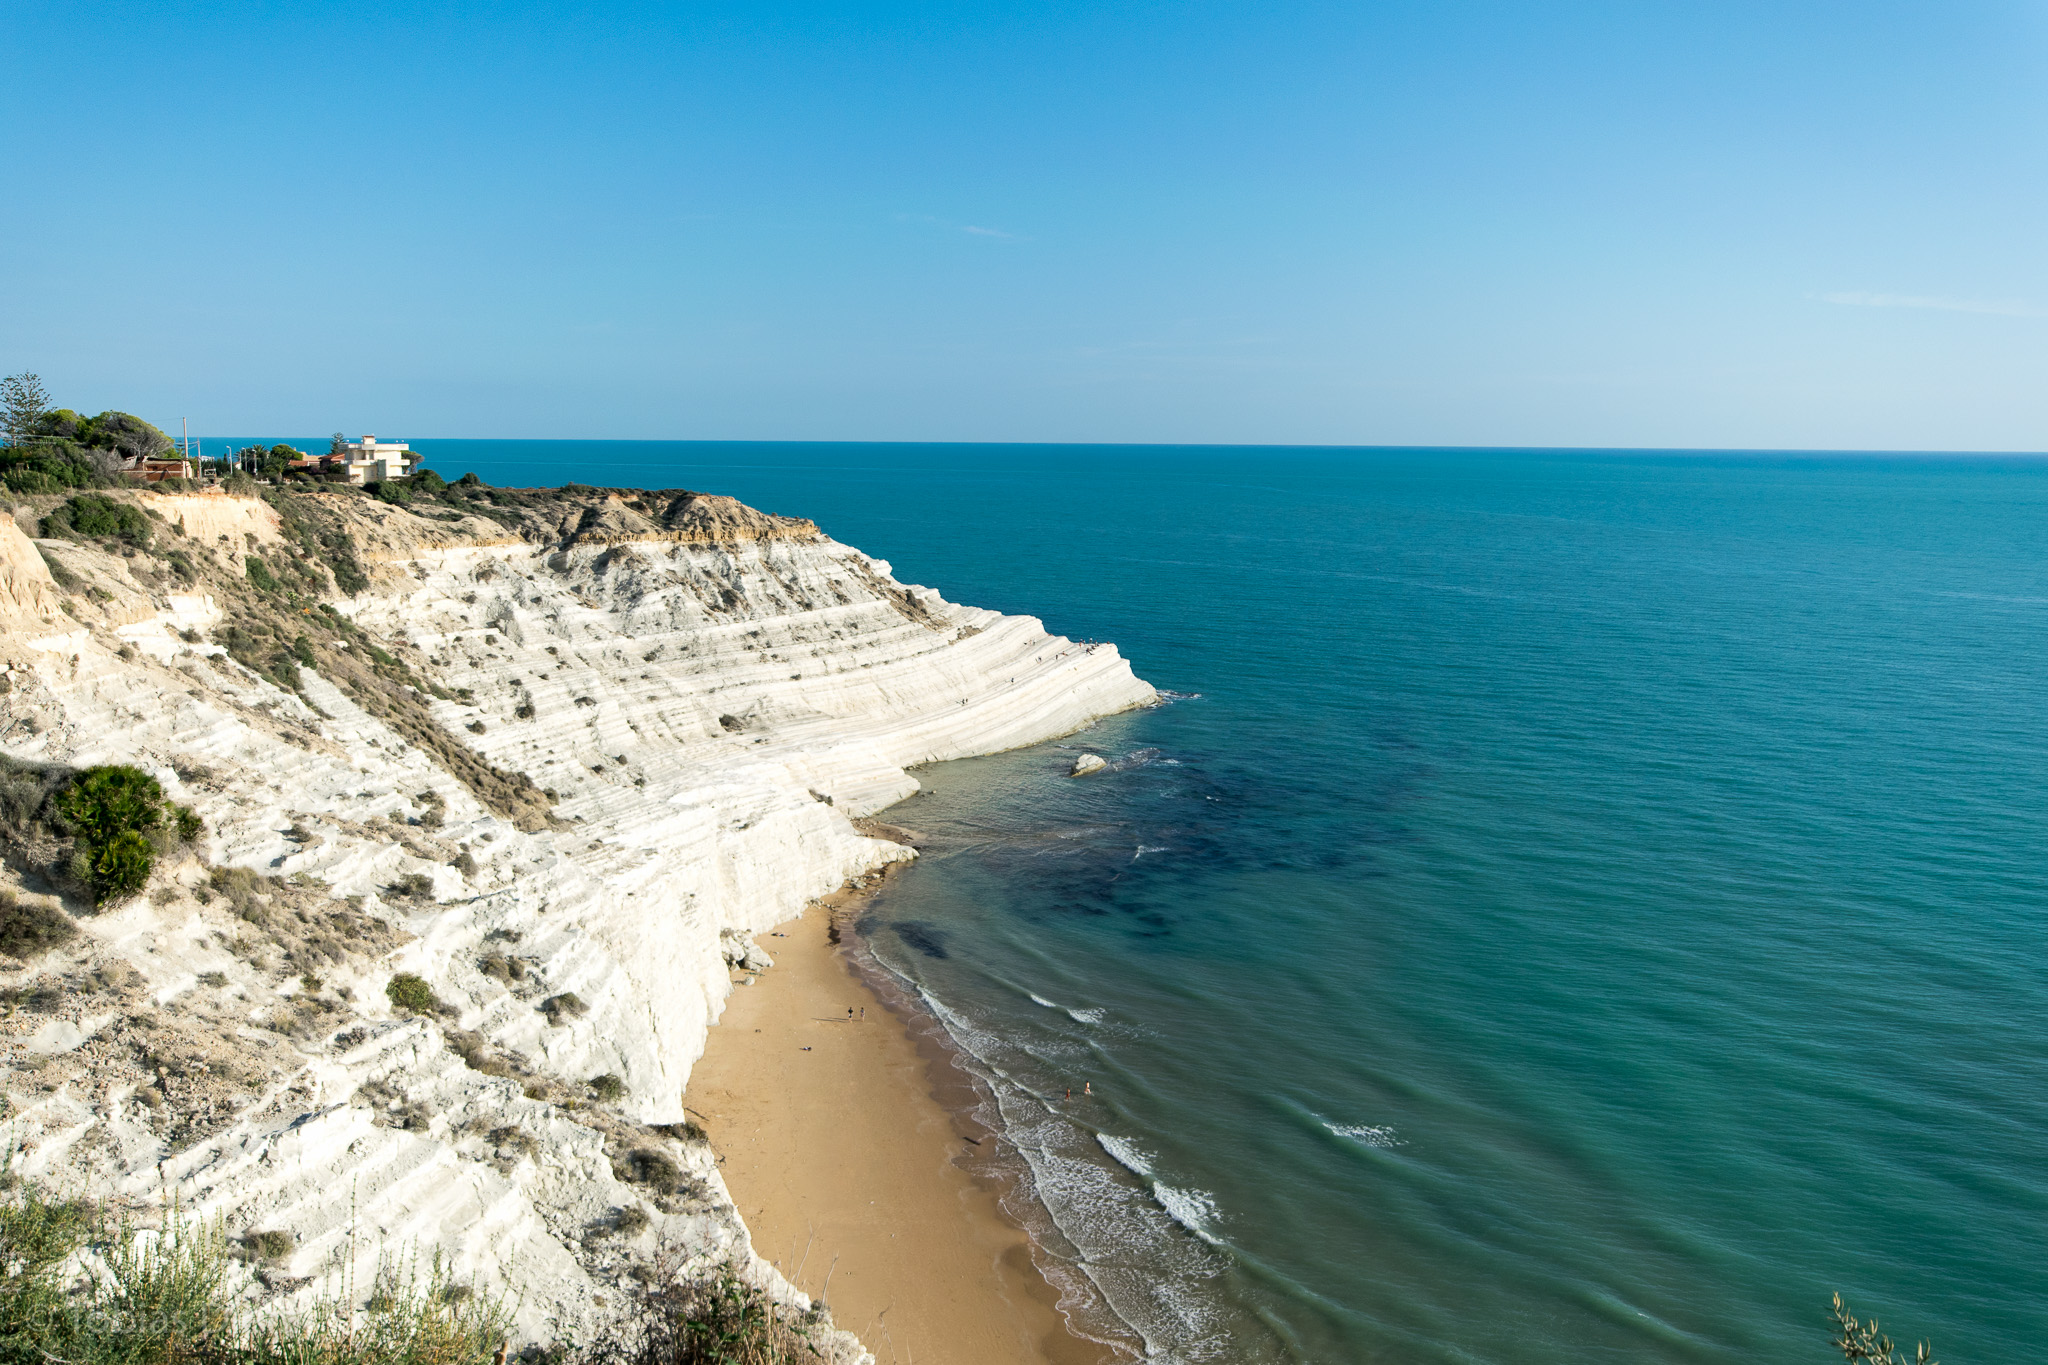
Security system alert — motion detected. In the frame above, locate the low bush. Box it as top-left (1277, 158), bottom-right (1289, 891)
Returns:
top-left (54, 764), bottom-right (162, 846)
top-left (0, 889), bottom-right (74, 960)
top-left (479, 951), bottom-right (525, 982)
top-left (590, 1073), bottom-right (626, 1103)
top-left (83, 827), bottom-right (153, 902)
top-left (40, 493), bottom-right (150, 547)
top-left (242, 1228), bottom-right (294, 1262)
top-left (210, 865), bottom-right (271, 923)
top-left (617, 1148), bottom-right (681, 1195)
top-left (390, 872), bottom-right (437, 900)
top-left (53, 764), bottom-right (169, 906)
top-left (540, 992), bottom-right (588, 1025)
top-left (386, 973), bottom-right (443, 1016)
top-left (583, 1264), bottom-right (826, 1365)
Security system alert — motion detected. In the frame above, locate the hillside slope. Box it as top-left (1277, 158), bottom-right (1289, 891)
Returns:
top-left (0, 482), bottom-right (1153, 1353)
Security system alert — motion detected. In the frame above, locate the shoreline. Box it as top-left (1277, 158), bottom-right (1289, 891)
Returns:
top-left (688, 880), bottom-right (1121, 1365)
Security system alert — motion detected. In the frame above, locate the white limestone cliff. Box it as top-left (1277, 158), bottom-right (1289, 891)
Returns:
top-left (0, 488), bottom-right (1153, 1355)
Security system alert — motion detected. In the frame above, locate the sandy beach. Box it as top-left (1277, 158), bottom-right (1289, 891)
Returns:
top-left (688, 889), bottom-right (1107, 1365)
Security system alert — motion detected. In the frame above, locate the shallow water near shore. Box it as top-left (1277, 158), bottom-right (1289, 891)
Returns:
top-left (220, 440), bottom-right (2048, 1362)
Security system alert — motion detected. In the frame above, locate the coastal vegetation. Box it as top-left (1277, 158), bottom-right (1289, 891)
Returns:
top-left (1830, 1295), bottom-right (1937, 1365)
top-left (0, 755), bottom-right (204, 909)
top-left (0, 373), bottom-right (180, 493)
top-left (0, 1187), bottom-right (829, 1365)
top-left (0, 1187), bottom-right (509, 1365)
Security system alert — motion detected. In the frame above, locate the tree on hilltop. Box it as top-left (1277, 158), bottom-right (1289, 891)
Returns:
top-left (0, 373), bottom-right (50, 447)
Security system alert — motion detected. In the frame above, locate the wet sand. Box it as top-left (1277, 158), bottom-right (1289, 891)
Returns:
top-left (688, 894), bottom-right (1108, 1365)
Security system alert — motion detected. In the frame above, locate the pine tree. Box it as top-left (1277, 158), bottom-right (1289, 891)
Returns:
top-left (0, 373), bottom-right (50, 447)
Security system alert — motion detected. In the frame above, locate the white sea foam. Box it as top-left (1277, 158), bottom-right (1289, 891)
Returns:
top-left (1152, 1181), bottom-right (1223, 1245)
top-left (1067, 1007), bottom-right (1107, 1025)
top-left (1097, 1132), bottom-right (1155, 1179)
top-left (1326, 1119), bottom-right (1403, 1148)
top-left (888, 955), bottom-right (1252, 1360)
top-left (1133, 845), bottom-right (1169, 859)
top-left (1029, 993), bottom-right (1059, 1009)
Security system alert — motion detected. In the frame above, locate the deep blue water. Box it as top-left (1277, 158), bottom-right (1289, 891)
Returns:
top-left (222, 441), bottom-right (2048, 1362)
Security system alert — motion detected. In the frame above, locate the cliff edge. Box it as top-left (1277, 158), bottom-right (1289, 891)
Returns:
top-left (0, 481), bottom-right (1153, 1356)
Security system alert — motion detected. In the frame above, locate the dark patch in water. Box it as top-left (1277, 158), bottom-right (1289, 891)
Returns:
top-left (891, 921), bottom-right (951, 959)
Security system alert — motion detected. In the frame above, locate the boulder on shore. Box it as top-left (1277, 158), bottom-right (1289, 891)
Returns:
top-left (1070, 753), bottom-right (1107, 777)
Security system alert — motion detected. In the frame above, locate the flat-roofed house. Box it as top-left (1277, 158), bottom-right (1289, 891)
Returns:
top-left (339, 435), bottom-right (415, 485)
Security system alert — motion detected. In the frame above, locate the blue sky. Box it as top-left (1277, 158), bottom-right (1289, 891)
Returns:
top-left (5, 0), bottom-right (2045, 448)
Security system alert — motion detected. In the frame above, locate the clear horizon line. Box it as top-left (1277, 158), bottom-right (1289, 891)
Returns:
top-left (190, 436), bottom-right (2048, 458)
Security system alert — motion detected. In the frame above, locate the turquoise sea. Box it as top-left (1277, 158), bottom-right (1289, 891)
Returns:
top-left (225, 441), bottom-right (2048, 1363)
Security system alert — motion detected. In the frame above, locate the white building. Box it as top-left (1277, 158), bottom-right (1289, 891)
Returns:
top-left (339, 435), bottom-right (415, 484)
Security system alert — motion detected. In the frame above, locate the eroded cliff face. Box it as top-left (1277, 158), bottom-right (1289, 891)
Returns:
top-left (0, 485), bottom-right (1152, 1353)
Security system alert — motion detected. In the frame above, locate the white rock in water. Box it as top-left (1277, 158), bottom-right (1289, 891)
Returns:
top-left (1070, 753), bottom-right (1108, 776)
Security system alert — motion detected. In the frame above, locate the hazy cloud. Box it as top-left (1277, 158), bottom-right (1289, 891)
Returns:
top-left (1814, 291), bottom-right (2042, 317)
top-left (893, 212), bottom-right (1024, 240)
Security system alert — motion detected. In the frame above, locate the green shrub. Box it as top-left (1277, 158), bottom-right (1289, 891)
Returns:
top-left (589, 1073), bottom-right (626, 1102)
top-left (174, 804), bottom-right (204, 842)
top-left (1, 449), bottom-right (97, 496)
top-left (245, 556), bottom-right (279, 591)
top-left (84, 828), bottom-right (153, 902)
top-left (386, 972), bottom-right (442, 1015)
top-left (53, 765), bottom-right (167, 906)
top-left (47, 493), bottom-right (148, 545)
top-left (3, 468), bottom-right (61, 495)
top-left (55, 765), bottom-right (162, 845)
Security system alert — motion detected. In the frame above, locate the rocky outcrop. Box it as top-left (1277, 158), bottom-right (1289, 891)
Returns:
top-left (0, 520), bottom-right (60, 625)
top-left (0, 484), bottom-right (1152, 1355)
